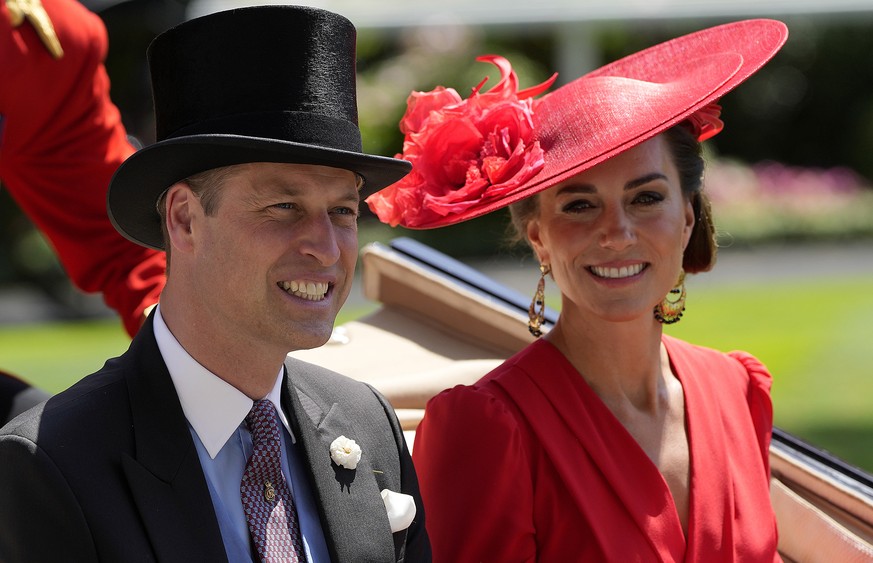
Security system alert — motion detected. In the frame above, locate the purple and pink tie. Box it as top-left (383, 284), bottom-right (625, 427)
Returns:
top-left (241, 399), bottom-right (305, 562)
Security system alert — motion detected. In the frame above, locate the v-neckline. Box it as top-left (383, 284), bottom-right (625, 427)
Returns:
top-left (538, 337), bottom-right (696, 549)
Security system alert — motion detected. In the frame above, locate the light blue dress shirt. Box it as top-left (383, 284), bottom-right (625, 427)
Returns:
top-left (154, 306), bottom-right (330, 563)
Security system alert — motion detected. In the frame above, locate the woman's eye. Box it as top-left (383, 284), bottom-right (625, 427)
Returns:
top-left (273, 202), bottom-right (294, 210)
top-left (634, 191), bottom-right (664, 205)
top-left (562, 199), bottom-right (594, 213)
top-left (333, 207), bottom-right (357, 216)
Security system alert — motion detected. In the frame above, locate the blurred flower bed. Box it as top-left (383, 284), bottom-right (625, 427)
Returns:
top-left (704, 159), bottom-right (873, 245)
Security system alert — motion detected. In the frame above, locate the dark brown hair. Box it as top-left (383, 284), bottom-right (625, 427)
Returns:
top-left (508, 124), bottom-right (717, 273)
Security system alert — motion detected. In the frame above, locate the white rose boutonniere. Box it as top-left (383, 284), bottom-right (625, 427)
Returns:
top-left (329, 435), bottom-right (362, 470)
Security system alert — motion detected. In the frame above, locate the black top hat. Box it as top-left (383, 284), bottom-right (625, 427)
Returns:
top-left (108, 5), bottom-right (411, 250)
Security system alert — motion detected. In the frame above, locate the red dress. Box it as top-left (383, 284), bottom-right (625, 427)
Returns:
top-left (413, 335), bottom-right (780, 562)
top-left (1, 0), bottom-right (165, 336)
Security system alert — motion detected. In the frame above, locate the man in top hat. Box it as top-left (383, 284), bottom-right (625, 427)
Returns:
top-left (0, 5), bottom-right (430, 562)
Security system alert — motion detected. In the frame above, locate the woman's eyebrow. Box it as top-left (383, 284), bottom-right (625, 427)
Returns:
top-left (625, 173), bottom-right (668, 191)
top-left (555, 184), bottom-right (596, 196)
top-left (555, 172), bottom-right (668, 196)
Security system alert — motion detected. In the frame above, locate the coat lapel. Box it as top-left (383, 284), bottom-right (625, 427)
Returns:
top-left (282, 364), bottom-right (395, 563)
top-left (120, 317), bottom-right (228, 563)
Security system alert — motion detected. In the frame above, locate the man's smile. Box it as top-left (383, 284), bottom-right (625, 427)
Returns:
top-left (280, 280), bottom-right (330, 301)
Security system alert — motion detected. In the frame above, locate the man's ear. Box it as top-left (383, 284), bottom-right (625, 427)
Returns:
top-left (164, 182), bottom-right (199, 253)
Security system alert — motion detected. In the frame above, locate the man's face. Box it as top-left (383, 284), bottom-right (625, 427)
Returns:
top-left (189, 162), bottom-right (359, 355)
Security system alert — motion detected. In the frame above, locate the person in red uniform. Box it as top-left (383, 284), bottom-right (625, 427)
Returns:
top-left (368, 21), bottom-right (789, 562)
top-left (1, 0), bottom-right (166, 423)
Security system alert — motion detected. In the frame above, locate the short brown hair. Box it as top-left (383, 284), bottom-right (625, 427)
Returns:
top-left (156, 165), bottom-right (241, 267)
top-left (508, 124), bottom-right (717, 273)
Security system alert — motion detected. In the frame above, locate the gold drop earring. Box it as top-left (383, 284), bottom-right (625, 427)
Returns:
top-left (528, 264), bottom-right (550, 337)
top-left (654, 269), bottom-right (686, 324)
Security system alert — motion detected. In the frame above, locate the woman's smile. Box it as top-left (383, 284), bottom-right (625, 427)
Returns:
top-left (588, 263), bottom-right (648, 280)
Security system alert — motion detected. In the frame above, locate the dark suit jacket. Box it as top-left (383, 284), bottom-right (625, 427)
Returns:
top-left (0, 316), bottom-right (430, 562)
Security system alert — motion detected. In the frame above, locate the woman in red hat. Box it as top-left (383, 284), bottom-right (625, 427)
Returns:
top-left (368, 20), bottom-right (788, 562)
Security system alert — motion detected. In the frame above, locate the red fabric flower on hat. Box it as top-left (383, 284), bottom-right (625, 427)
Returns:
top-left (686, 102), bottom-right (724, 141)
top-left (366, 55), bottom-right (557, 228)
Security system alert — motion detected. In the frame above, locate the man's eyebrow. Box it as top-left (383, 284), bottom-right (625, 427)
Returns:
top-left (336, 193), bottom-right (361, 206)
top-left (334, 185), bottom-right (361, 205)
top-left (262, 179), bottom-right (359, 200)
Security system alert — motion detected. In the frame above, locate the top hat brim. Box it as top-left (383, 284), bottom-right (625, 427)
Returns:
top-left (108, 135), bottom-right (411, 250)
top-left (398, 19), bottom-right (788, 229)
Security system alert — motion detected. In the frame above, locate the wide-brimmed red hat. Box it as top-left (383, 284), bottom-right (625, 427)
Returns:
top-left (367, 19), bottom-right (788, 229)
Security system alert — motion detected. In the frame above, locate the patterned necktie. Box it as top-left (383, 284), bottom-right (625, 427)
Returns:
top-left (241, 399), bottom-right (305, 562)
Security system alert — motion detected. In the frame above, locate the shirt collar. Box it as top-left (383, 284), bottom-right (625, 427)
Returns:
top-left (154, 305), bottom-right (295, 459)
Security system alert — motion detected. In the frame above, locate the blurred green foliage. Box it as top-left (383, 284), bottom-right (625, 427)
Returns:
top-left (5, 13), bottom-right (873, 291)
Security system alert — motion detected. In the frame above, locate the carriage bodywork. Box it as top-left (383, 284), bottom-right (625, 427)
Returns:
top-left (291, 237), bottom-right (873, 562)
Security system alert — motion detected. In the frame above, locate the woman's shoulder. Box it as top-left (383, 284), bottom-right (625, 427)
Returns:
top-left (664, 336), bottom-right (775, 457)
top-left (415, 358), bottom-right (535, 466)
top-left (725, 350), bottom-right (773, 392)
top-left (664, 334), bottom-right (772, 383)
top-left (663, 335), bottom-right (774, 427)
top-left (425, 362), bottom-right (522, 418)
top-left (432, 338), bottom-right (557, 396)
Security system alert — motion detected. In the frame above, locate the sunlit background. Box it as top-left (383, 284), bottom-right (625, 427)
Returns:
top-left (2, 0), bottom-right (872, 469)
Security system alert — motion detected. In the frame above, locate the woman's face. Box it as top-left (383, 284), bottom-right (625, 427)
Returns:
top-left (526, 134), bottom-right (695, 324)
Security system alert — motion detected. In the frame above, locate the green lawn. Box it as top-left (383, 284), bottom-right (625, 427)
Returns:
top-left (2, 274), bottom-right (872, 472)
top-left (0, 307), bottom-right (371, 393)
